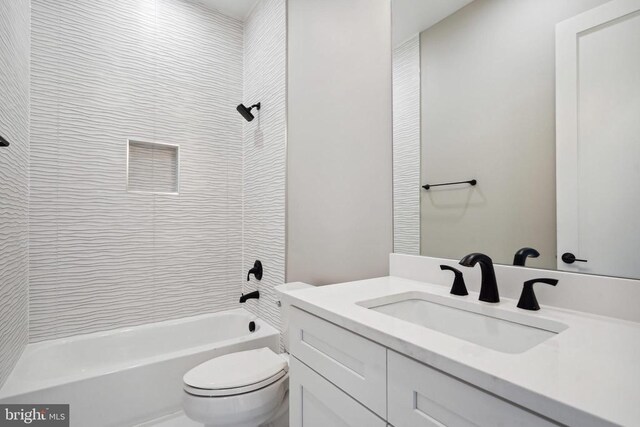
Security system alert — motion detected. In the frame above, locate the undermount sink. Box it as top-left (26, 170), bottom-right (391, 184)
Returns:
top-left (358, 291), bottom-right (568, 354)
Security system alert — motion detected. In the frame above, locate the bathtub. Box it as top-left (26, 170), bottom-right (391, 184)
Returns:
top-left (0, 308), bottom-right (279, 427)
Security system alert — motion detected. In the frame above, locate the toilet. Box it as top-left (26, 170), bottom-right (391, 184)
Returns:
top-left (182, 282), bottom-right (313, 427)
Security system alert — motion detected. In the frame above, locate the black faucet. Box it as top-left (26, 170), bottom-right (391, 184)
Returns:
top-left (517, 278), bottom-right (558, 311)
top-left (459, 253), bottom-right (500, 303)
top-left (239, 290), bottom-right (260, 303)
top-left (513, 247), bottom-right (540, 266)
top-left (247, 260), bottom-right (263, 281)
top-left (440, 265), bottom-right (468, 296)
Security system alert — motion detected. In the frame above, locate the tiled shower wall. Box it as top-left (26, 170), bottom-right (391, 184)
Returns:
top-left (242, 0), bottom-right (287, 332)
top-left (0, 0), bottom-right (30, 387)
top-left (29, 0), bottom-right (245, 341)
top-left (392, 35), bottom-right (421, 255)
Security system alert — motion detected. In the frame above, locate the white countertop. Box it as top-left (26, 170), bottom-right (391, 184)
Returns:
top-left (286, 276), bottom-right (640, 427)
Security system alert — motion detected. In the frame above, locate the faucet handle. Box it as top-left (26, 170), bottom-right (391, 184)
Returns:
top-left (247, 260), bottom-right (263, 281)
top-left (440, 265), bottom-right (468, 296)
top-left (517, 278), bottom-right (558, 311)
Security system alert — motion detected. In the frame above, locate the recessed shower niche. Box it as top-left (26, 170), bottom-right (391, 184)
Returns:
top-left (127, 139), bottom-right (180, 194)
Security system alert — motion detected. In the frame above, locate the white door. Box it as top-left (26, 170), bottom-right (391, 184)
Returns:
top-left (556, 0), bottom-right (640, 278)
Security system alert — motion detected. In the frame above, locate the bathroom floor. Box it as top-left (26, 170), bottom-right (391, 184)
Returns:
top-left (136, 411), bottom-right (201, 427)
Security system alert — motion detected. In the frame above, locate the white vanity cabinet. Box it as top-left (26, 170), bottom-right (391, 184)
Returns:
top-left (387, 351), bottom-right (559, 427)
top-left (289, 356), bottom-right (386, 427)
top-left (289, 305), bottom-right (387, 417)
top-left (289, 307), bottom-right (562, 427)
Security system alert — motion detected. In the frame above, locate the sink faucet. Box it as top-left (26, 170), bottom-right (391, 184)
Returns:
top-left (513, 247), bottom-right (540, 266)
top-left (517, 278), bottom-right (558, 311)
top-left (459, 253), bottom-right (500, 303)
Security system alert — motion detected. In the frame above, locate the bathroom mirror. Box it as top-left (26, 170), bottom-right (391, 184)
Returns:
top-left (391, 0), bottom-right (640, 280)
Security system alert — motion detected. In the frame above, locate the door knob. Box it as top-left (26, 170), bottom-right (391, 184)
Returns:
top-left (561, 252), bottom-right (587, 264)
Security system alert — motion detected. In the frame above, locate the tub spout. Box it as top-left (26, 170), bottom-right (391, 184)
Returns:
top-left (239, 290), bottom-right (260, 303)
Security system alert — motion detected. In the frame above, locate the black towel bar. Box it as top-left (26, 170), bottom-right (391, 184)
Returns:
top-left (422, 179), bottom-right (477, 190)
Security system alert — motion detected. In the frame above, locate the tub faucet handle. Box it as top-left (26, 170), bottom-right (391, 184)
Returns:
top-left (247, 260), bottom-right (263, 281)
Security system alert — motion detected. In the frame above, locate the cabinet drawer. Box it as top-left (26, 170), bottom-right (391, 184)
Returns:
top-left (289, 356), bottom-right (386, 427)
top-left (388, 351), bottom-right (559, 427)
top-left (290, 307), bottom-right (387, 417)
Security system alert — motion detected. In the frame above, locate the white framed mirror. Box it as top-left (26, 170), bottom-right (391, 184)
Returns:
top-left (392, 0), bottom-right (640, 280)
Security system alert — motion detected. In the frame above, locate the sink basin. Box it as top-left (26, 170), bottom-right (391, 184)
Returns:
top-left (358, 291), bottom-right (568, 354)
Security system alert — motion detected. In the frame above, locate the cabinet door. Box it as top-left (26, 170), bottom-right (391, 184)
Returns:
top-left (388, 351), bottom-right (559, 427)
top-left (289, 307), bottom-right (387, 417)
top-left (289, 356), bottom-right (386, 427)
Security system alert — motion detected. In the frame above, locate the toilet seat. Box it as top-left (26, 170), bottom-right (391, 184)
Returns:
top-left (185, 369), bottom-right (287, 397)
top-left (183, 348), bottom-right (288, 397)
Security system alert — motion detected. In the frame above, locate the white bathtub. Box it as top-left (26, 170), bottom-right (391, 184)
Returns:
top-left (0, 308), bottom-right (280, 427)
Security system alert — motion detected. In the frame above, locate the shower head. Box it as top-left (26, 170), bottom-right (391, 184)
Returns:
top-left (236, 102), bottom-right (261, 122)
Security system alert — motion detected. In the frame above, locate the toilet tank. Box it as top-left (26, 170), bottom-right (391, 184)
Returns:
top-left (274, 282), bottom-right (314, 351)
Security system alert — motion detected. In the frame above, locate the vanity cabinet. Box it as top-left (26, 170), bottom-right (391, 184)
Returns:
top-left (289, 305), bottom-right (387, 417)
top-left (387, 351), bottom-right (559, 427)
top-left (290, 307), bottom-right (562, 427)
top-left (289, 356), bottom-right (386, 427)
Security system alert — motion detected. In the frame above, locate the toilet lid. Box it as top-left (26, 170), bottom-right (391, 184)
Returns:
top-left (184, 348), bottom-right (288, 395)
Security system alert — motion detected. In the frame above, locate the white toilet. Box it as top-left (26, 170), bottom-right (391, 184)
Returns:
top-left (182, 282), bottom-right (312, 427)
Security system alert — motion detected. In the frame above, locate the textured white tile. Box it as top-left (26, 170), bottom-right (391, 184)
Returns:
top-left (0, 0), bottom-right (30, 388)
top-left (28, 0), bottom-right (286, 344)
top-left (393, 36), bottom-right (421, 255)
top-left (29, 0), bottom-right (245, 341)
top-left (241, 0), bottom-right (287, 339)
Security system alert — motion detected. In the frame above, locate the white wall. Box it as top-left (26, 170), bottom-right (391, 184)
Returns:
top-left (0, 0), bottom-right (30, 388)
top-left (286, 0), bottom-right (393, 285)
top-left (242, 0), bottom-right (287, 331)
top-left (392, 35), bottom-right (421, 255)
top-left (419, 0), bottom-right (608, 268)
top-left (29, 0), bottom-right (244, 341)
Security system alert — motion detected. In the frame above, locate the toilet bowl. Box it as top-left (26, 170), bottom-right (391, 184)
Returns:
top-left (183, 347), bottom-right (289, 427)
top-left (182, 282), bottom-right (313, 427)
